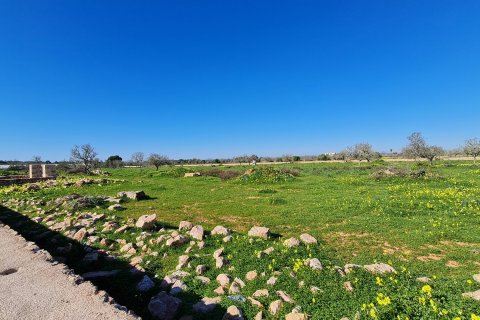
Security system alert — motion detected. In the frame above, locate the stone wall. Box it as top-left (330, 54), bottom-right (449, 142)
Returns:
top-left (0, 177), bottom-right (53, 187)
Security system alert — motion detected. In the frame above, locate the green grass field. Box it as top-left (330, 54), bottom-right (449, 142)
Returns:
top-left (1, 160), bottom-right (479, 319)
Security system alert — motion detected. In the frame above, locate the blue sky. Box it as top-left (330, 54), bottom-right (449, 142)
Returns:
top-left (1, 1), bottom-right (479, 161)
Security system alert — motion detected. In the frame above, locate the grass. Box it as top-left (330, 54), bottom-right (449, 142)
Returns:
top-left (1, 160), bottom-right (479, 319)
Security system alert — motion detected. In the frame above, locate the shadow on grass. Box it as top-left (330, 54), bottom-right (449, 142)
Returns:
top-left (0, 205), bottom-right (224, 320)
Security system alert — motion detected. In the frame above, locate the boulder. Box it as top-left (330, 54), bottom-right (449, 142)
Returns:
top-left (179, 221), bottom-right (193, 231)
top-left (248, 226), bottom-right (270, 239)
top-left (246, 270), bottom-right (258, 281)
top-left (286, 313), bottom-right (308, 320)
top-left (137, 275), bottom-right (155, 292)
top-left (192, 297), bottom-right (221, 313)
top-left (222, 305), bottom-right (244, 320)
top-left (117, 191), bottom-right (146, 200)
top-left (136, 214), bottom-right (157, 230)
top-left (73, 228), bottom-right (87, 241)
top-left (283, 237), bottom-right (300, 248)
top-left (268, 300), bottom-right (283, 315)
top-left (305, 258), bottom-right (323, 271)
top-left (148, 292), bottom-right (181, 320)
top-left (299, 233), bottom-right (317, 245)
top-left (166, 235), bottom-right (189, 247)
top-left (212, 225), bottom-right (231, 236)
top-left (462, 289), bottom-right (480, 301)
top-left (189, 225), bottom-right (204, 240)
top-left (364, 263), bottom-right (396, 274)
top-left (216, 273), bottom-right (231, 287)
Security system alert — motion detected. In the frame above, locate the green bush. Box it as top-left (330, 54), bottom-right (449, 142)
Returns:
top-left (239, 167), bottom-right (296, 184)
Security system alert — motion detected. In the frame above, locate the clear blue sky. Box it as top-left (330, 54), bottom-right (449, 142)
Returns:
top-left (1, 1), bottom-right (479, 161)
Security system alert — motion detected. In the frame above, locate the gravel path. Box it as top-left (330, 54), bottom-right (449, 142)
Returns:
top-left (0, 222), bottom-right (136, 320)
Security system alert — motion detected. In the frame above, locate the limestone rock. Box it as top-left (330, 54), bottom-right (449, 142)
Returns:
top-left (148, 292), bottom-right (181, 320)
top-left (73, 228), bottom-right (87, 241)
top-left (117, 191), bottom-right (146, 200)
top-left (193, 297), bottom-right (221, 313)
top-left (179, 221), bottom-right (193, 231)
top-left (283, 237), bottom-right (300, 248)
top-left (248, 226), bottom-right (270, 239)
top-left (305, 258), bottom-right (323, 271)
top-left (136, 214), bottom-right (157, 230)
top-left (212, 225), bottom-right (231, 236)
top-left (462, 289), bottom-right (480, 301)
top-left (246, 270), bottom-right (258, 281)
top-left (216, 273), bottom-right (231, 287)
top-left (189, 225), bottom-right (204, 240)
top-left (299, 233), bottom-right (317, 245)
top-left (364, 263), bottom-right (396, 274)
top-left (269, 299), bottom-right (282, 315)
top-left (222, 305), bottom-right (244, 320)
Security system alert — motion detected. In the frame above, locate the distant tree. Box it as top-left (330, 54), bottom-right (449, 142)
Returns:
top-left (234, 155), bottom-right (249, 165)
top-left (352, 143), bottom-right (379, 162)
top-left (70, 144), bottom-right (98, 173)
top-left (32, 156), bottom-right (42, 163)
top-left (148, 153), bottom-right (170, 170)
top-left (402, 132), bottom-right (444, 164)
top-left (131, 152), bottom-right (145, 166)
top-left (464, 138), bottom-right (480, 163)
top-left (106, 155), bottom-right (123, 168)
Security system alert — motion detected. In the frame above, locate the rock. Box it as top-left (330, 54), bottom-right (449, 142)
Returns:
top-left (267, 276), bottom-right (277, 286)
top-left (248, 226), bottom-right (270, 239)
top-left (216, 256), bottom-right (227, 269)
top-left (246, 270), bottom-right (258, 281)
top-left (179, 221), bottom-right (194, 231)
top-left (223, 235), bottom-right (233, 242)
top-left (222, 305), bottom-right (244, 320)
top-left (217, 273), bottom-right (231, 286)
top-left (166, 235), bottom-right (189, 247)
top-left (473, 274), bottom-right (480, 283)
top-left (229, 282), bottom-right (241, 294)
top-left (253, 289), bottom-right (269, 297)
top-left (364, 263), bottom-right (396, 274)
top-left (117, 191), bottom-right (146, 200)
top-left (176, 255), bottom-right (189, 270)
top-left (212, 225), bottom-right (231, 236)
top-left (276, 290), bottom-right (294, 303)
top-left (108, 204), bottom-right (124, 211)
top-left (81, 270), bottom-right (119, 280)
top-left (344, 264), bottom-right (362, 274)
top-left (416, 277), bottom-right (431, 283)
top-left (254, 311), bottom-right (263, 320)
top-left (102, 221), bottom-right (119, 232)
top-left (192, 297), bottom-right (221, 313)
top-left (214, 286), bottom-right (226, 295)
top-left (213, 247), bottom-right (224, 259)
top-left (305, 258), bottom-right (323, 271)
top-left (170, 280), bottom-right (187, 295)
top-left (248, 297), bottom-right (263, 308)
top-left (131, 256), bottom-right (143, 266)
top-left (184, 172), bottom-right (201, 177)
top-left (343, 281), bottom-right (354, 292)
top-left (148, 292), bottom-right (181, 320)
top-left (462, 290), bottom-right (480, 301)
top-left (189, 225), bottom-right (204, 240)
top-left (195, 276), bottom-right (211, 284)
top-left (234, 277), bottom-right (246, 288)
top-left (136, 214), bottom-right (157, 230)
top-left (120, 243), bottom-right (134, 253)
top-left (137, 275), bottom-right (155, 292)
top-left (269, 299), bottom-right (283, 315)
top-left (286, 313), bottom-right (308, 320)
top-left (115, 225), bottom-right (130, 234)
top-left (283, 237), bottom-right (301, 248)
top-left (263, 247), bottom-right (274, 255)
top-left (196, 265), bottom-right (207, 275)
top-left (73, 228), bottom-right (87, 241)
top-left (299, 233), bottom-right (317, 245)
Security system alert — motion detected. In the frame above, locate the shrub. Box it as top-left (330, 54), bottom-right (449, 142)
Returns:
top-left (239, 167), bottom-right (296, 184)
top-left (202, 169), bottom-right (241, 180)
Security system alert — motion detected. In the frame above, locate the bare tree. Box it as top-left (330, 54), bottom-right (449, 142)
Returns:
top-left (464, 138), bottom-right (480, 163)
top-left (402, 132), bottom-right (444, 164)
top-left (71, 144), bottom-right (98, 173)
top-left (148, 153), bottom-right (170, 170)
top-left (32, 156), bottom-right (42, 163)
top-left (352, 143), bottom-right (379, 162)
top-left (131, 152), bottom-right (145, 166)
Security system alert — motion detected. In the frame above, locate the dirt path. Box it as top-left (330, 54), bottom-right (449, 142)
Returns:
top-left (0, 222), bottom-right (136, 320)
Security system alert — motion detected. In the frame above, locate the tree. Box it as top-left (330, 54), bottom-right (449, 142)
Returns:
top-left (352, 143), bottom-right (378, 162)
top-left (148, 153), bottom-right (170, 170)
top-left (131, 152), bottom-right (145, 166)
top-left (71, 144), bottom-right (98, 173)
top-left (464, 138), bottom-right (480, 163)
top-left (402, 132), bottom-right (444, 164)
top-left (32, 156), bottom-right (42, 163)
top-left (105, 155), bottom-right (123, 168)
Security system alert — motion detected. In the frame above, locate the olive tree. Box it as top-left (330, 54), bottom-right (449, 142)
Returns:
top-left (464, 138), bottom-right (480, 163)
top-left (70, 144), bottom-right (98, 173)
top-left (148, 153), bottom-right (170, 170)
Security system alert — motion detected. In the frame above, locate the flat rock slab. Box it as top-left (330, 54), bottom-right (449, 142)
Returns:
top-left (0, 223), bottom-right (134, 320)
